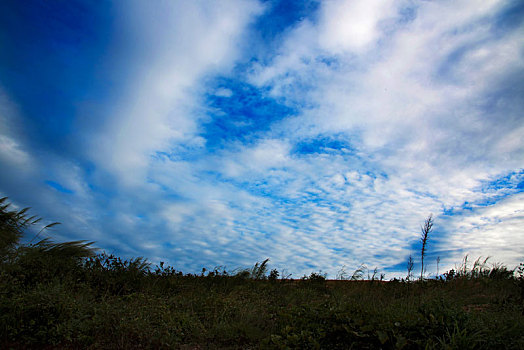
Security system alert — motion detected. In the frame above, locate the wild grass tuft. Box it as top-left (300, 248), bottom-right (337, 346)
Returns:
top-left (444, 255), bottom-right (514, 281)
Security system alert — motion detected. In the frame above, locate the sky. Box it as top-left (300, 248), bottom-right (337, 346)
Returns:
top-left (0, 0), bottom-right (523, 279)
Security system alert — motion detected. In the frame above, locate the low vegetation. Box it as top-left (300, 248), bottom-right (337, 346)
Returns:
top-left (1, 198), bottom-right (523, 349)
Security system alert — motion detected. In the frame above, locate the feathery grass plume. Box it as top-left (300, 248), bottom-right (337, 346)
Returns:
top-left (251, 258), bottom-right (270, 279)
top-left (0, 197), bottom-right (90, 256)
top-left (235, 259), bottom-right (270, 279)
top-left (420, 214), bottom-right (434, 280)
top-left (407, 255), bottom-right (414, 282)
top-left (471, 256), bottom-right (490, 278)
top-left (351, 264), bottom-right (366, 280)
top-left (28, 221), bottom-right (60, 244)
top-left (0, 197), bottom-right (41, 257)
top-left (30, 238), bottom-right (96, 258)
top-left (460, 255), bottom-right (469, 277)
top-left (488, 262), bottom-right (513, 280)
top-left (0, 197), bottom-right (97, 283)
top-left (448, 255), bottom-right (513, 280)
top-left (336, 265), bottom-right (349, 280)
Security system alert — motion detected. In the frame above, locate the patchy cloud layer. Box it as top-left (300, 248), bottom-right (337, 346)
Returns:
top-left (0, 0), bottom-right (523, 278)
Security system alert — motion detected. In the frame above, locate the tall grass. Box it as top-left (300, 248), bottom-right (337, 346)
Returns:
top-left (444, 255), bottom-right (514, 281)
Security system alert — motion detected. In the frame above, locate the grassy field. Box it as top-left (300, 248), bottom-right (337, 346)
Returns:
top-left (1, 198), bottom-right (524, 349)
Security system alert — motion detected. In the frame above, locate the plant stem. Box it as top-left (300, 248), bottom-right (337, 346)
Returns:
top-left (420, 214), bottom-right (434, 280)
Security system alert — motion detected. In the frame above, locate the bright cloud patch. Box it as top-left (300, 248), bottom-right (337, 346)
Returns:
top-left (0, 0), bottom-right (523, 278)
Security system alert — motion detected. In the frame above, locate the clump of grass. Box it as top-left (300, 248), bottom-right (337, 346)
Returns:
top-left (444, 255), bottom-right (514, 281)
top-left (234, 258), bottom-right (271, 280)
top-left (351, 263), bottom-right (366, 280)
top-left (251, 258), bottom-right (270, 280)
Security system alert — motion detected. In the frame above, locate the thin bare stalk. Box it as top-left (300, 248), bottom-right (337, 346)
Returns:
top-left (420, 214), bottom-right (434, 280)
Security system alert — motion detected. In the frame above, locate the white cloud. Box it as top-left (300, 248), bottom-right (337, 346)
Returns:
top-left (436, 192), bottom-right (524, 272)
top-left (215, 88), bottom-right (233, 98)
top-left (89, 0), bottom-right (265, 187)
top-left (0, 135), bottom-right (31, 167)
top-left (0, 90), bottom-right (32, 169)
top-left (250, 0), bottom-right (523, 190)
top-left (224, 138), bottom-right (291, 176)
top-left (317, 0), bottom-right (396, 53)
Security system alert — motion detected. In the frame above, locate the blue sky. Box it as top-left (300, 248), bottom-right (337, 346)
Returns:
top-left (1, 0), bottom-right (523, 278)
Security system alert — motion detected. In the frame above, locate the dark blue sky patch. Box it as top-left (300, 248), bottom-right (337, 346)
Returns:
top-left (162, 242), bottom-right (177, 250)
top-left (406, 189), bottom-right (439, 201)
top-left (492, 1), bottom-right (524, 35)
top-left (201, 77), bottom-right (296, 149)
top-left (0, 0), bottom-right (116, 155)
top-left (482, 169), bottom-right (524, 192)
top-left (292, 134), bottom-right (354, 156)
top-left (304, 262), bottom-right (316, 270)
top-left (441, 206), bottom-right (455, 216)
top-left (250, 0), bottom-right (319, 58)
top-left (460, 201), bottom-right (474, 211)
top-left (150, 144), bottom-right (206, 163)
top-left (384, 260), bottom-right (411, 274)
top-left (372, 252), bottom-right (392, 261)
top-left (45, 180), bottom-right (74, 194)
top-left (316, 56), bottom-right (341, 69)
